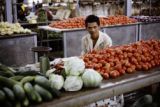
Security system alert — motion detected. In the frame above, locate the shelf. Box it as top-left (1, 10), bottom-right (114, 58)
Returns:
top-left (0, 32), bottom-right (37, 39)
top-left (34, 68), bottom-right (160, 107)
top-left (38, 39), bottom-right (62, 42)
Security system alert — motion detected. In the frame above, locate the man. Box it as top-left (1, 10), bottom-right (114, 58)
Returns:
top-left (81, 15), bottom-right (124, 107)
top-left (81, 15), bottom-right (112, 55)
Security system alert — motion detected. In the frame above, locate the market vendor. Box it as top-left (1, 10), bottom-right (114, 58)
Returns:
top-left (81, 14), bottom-right (124, 107)
top-left (81, 15), bottom-right (112, 55)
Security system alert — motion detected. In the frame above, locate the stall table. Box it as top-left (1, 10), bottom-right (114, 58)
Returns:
top-left (35, 68), bottom-right (160, 107)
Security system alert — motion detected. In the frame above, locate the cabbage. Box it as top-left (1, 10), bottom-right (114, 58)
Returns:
top-left (49, 74), bottom-right (64, 90)
top-left (63, 57), bottom-right (85, 76)
top-left (82, 69), bottom-right (103, 87)
top-left (63, 76), bottom-right (83, 91)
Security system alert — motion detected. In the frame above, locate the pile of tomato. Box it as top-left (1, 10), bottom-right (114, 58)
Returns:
top-left (49, 15), bottom-right (137, 29)
top-left (82, 39), bottom-right (160, 79)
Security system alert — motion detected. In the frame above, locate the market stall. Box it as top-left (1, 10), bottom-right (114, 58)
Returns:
top-left (35, 68), bottom-right (160, 107)
top-left (38, 23), bottom-right (139, 57)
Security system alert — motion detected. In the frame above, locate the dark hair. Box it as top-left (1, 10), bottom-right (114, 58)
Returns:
top-left (85, 15), bottom-right (100, 27)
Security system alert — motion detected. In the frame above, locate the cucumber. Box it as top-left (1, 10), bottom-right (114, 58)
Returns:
top-left (0, 70), bottom-right (14, 77)
top-left (0, 90), bottom-right (6, 102)
top-left (14, 101), bottom-right (21, 107)
top-left (0, 76), bottom-right (18, 88)
top-left (0, 64), bottom-right (15, 77)
top-left (10, 76), bottom-right (24, 81)
top-left (33, 90), bottom-right (42, 103)
top-left (34, 75), bottom-right (50, 89)
top-left (20, 76), bottom-right (35, 85)
top-left (3, 87), bottom-right (15, 101)
top-left (2, 100), bottom-right (13, 107)
top-left (14, 71), bottom-right (44, 76)
top-left (13, 84), bottom-right (25, 101)
top-left (34, 84), bottom-right (53, 101)
top-left (22, 97), bottom-right (29, 107)
top-left (34, 75), bottom-right (61, 98)
top-left (23, 82), bottom-right (36, 101)
top-left (50, 86), bottom-right (61, 98)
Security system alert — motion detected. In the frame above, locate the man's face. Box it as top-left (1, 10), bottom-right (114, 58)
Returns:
top-left (86, 22), bottom-right (99, 39)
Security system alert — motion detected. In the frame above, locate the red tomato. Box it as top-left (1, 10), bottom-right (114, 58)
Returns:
top-left (118, 69), bottom-right (126, 75)
top-left (103, 73), bottom-right (109, 79)
top-left (109, 70), bottom-right (120, 78)
top-left (92, 58), bottom-right (98, 63)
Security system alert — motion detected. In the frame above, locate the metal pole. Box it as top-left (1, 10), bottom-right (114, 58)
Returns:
top-left (5, 0), bottom-right (13, 22)
top-left (124, 0), bottom-right (132, 16)
top-left (12, 0), bottom-right (18, 22)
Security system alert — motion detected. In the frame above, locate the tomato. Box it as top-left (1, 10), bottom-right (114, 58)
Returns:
top-left (103, 73), bottom-right (109, 79)
top-left (118, 69), bottom-right (126, 75)
top-left (109, 70), bottom-right (120, 78)
top-left (97, 63), bottom-right (103, 68)
top-left (99, 60), bottom-right (106, 66)
top-left (115, 63), bottom-right (122, 71)
top-left (92, 58), bottom-right (98, 63)
top-left (126, 68), bottom-right (133, 73)
top-left (141, 55), bottom-right (147, 62)
top-left (83, 57), bottom-right (89, 62)
top-left (104, 63), bottom-right (110, 71)
top-left (130, 57), bottom-right (137, 64)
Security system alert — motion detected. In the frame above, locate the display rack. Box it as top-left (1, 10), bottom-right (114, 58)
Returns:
top-left (34, 68), bottom-right (160, 107)
top-left (38, 22), bottom-right (160, 57)
top-left (38, 23), bottom-right (140, 57)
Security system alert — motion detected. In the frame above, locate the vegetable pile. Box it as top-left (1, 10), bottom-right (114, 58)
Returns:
top-left (0, 22), bottom-right (31, 36)
top-left (0, 64), bottom-right (61, 107)
top-left (48, 57), bottom-right (103, 91)
top-left (49, 15), bottom-right (137, 29)
top-left (82, 39), bottom-right (160, 79)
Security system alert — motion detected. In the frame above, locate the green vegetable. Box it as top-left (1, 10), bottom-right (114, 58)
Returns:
top-left (63, 76), bottom-right (83, 91)
top-left (34, 75), bottom-right (50, 89)
top-left (10, 75), bottom-right (24, 81)
top-left (0, 76), bottom-right (18, 88)
top-left (3, 87), bottom-right (15, 101)
top-left (13, 84), bottom-right (25, 100)
top-left (14, 71), bottom-right (44, 76)
top-left (34, 75), bottom-right (61, 97)
top-left (20, 76), bottom-right (35, 85)
top-left (0, 90), bottom-right (6, 102)
top-left (82, 69), bottom-right (103, 87)
top-left (23, 82), bottom-right (36, 101)
top-left (0, 64), bottom-right (15, 77)
top-left (34, 90), bottom-right (42, 103)
top-left (64, 57), bottom-right (85, 76)
top-left (2, 100), bottom-right (13, 107)
top-left (34, 84), bottom-right (53, 101)
top-left (22, 97), bottom-right (29, 107)
top-left (49, 74), bottom-right (64, 90)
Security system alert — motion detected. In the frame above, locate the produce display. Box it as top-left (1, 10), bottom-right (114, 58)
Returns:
top-left (0, 64), bottom-right (61, 107)
top-left (0, 22), bottom-right (32, 36)
top-left (131, 16), bottom-right (160, 23)
top-left (0, 57), bottom-right (103, 106)
top-left (49, 15), bottom-right (137, 29)
top-left (82, 39), bottom-right (160, 79)
top-left (48, 57), bottom-right (103, 91)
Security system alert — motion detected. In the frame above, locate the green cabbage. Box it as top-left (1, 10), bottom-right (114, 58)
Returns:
top-left (63, 57), bottom-right (85, 76)
top-left (49, 74), bottom-right (64, 90)
top-left (63, 76), bottom-right (83, 91)
top-left (82, 69), bottom-right (103, 87)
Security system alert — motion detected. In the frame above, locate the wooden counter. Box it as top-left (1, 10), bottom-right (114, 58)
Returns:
top-left (35, 68), bottom-right (160, 107)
